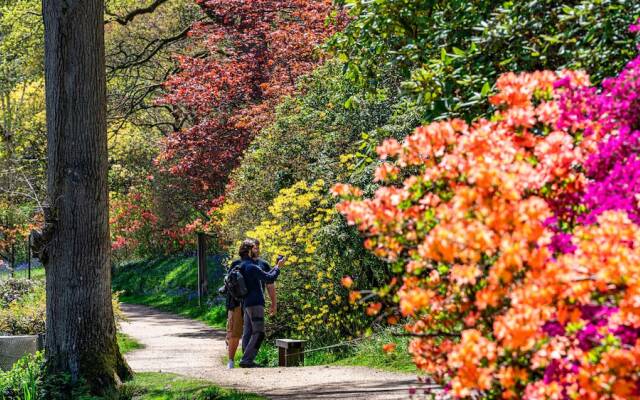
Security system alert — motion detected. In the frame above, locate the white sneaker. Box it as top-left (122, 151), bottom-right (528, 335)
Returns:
top-left (227, 360), bottom-right (235, 369)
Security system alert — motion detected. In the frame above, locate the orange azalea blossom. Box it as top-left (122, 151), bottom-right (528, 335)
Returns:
top-left (348, 290), bottom-right (362, 304)
top-left (382, 342), bottom-right (397, 353)
top-left (376, 138), bottom-right (402, 160)
top-left (449, 330), bottom-right (498, 397)
top-left (333, 69), bottom-right (640, 398)
top-left (341, 275), bottom-right (354, 288)
top-left (374, 162), bottom-right (400, 182)
top-left (330, 183), bottom-right (363, 198)
top-left (387, 315), bottom-right (399, 325)
top-left (366, 302), bottom-right (383, 316)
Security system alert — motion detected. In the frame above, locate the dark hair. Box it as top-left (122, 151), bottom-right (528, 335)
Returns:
top-left (239, 239), bottom-right (255, 259)
top-left (251, 238), bottom-right (260, 246)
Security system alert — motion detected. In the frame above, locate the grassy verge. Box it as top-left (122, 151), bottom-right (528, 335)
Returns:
top-left (121, 372), bottom-right (266, 400)
top-left (113, 256), bottom-right (228, 329)
top-left (253, 329), bottom-right (419, 374)
top-left (331, 330), bottom-right (418, 373)
top-left (117, 332), bottom-right (144, 354)
top-left (0, 266), bottom-right (45, 281)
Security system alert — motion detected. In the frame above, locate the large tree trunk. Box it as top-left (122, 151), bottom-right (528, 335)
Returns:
top-left (42, 0), bottom-right (131, 394)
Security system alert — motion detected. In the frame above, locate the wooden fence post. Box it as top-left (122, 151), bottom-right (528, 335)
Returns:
top-left (27, 235), bottom-right (31, 280)
top-left (196, 233), bottom-right (208, 306)
top-left (10, 244), bottom-right (14, 278)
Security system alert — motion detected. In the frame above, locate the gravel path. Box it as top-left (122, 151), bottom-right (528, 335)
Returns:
top-left (120, 304), bottom-right (436, 399)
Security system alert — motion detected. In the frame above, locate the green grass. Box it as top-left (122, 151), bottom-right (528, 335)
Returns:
top-left (0, 266), bottom-right (45, 281)
top-left (113, 257), bottom-right (225, 297)
top-left (331, 331), bottom-right (419, 373)
top-left (252, 328), bottom-right (419, 374)
top-left (117, 332), bottom-right (144, 354)
top-left (120, 372), bottom-right (265, 400)
top-left (113, 256), bottom-right (228, 329)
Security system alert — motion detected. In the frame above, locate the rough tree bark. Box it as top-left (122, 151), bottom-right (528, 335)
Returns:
top-left (42, 0), bottom-right (131, 393)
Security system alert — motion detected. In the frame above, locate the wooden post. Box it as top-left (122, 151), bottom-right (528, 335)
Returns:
top-left (276, 339), bottom-right (306, 367)
top-left (196, 233), bottom-right (208, 306)
top-left (27, 235), bottom-right (31, 280)
top-left (10, 244), bottom-right (14, 278)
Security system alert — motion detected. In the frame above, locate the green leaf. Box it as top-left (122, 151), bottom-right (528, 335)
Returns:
top-left (343, 96), bottom-right (353, 109)
top-left (480, 82), bottom-right (491, 97)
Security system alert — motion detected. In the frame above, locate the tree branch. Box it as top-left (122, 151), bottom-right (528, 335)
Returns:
top-left (105, 0), bottom-right (170, 25)
top-left (107, 26), bottom-right (192, 73)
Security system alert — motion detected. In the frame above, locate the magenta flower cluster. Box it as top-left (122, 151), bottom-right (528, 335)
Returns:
top-left (557, 54), bottom-right (640, 225)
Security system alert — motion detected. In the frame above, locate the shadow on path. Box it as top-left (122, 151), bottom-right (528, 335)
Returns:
top-left (120, 303), bottom-right (437, 399)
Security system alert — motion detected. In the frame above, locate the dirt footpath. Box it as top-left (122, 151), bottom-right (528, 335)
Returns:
top-left (120, 304), bottom-right (437, 399)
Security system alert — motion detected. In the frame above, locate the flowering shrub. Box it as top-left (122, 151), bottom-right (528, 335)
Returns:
top-left (245, 180), bottom-right (370, 343)
top-left (110, 190), bottom-right (193, 260)
top-left (557, 55), bottom-right (640, 227)
top-left (334, 52), bottom-right (640, 398)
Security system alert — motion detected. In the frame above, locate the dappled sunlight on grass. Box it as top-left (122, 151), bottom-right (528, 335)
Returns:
top-left (122, 372), bottom-right (265, 400)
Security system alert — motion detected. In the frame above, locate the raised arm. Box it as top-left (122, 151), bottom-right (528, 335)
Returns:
top-left (251, 264), bottom-right (280, 283)
top-left (266, 283), bottom-right (276, 315)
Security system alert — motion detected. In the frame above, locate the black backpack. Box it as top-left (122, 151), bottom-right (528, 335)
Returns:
top-left (224, 262), bottom-right (248, 300)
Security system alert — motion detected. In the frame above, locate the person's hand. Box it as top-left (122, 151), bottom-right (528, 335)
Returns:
top-left (269, 303), bottom-right (277, 316)
top-left (276, 256), bottom-right (286, 267)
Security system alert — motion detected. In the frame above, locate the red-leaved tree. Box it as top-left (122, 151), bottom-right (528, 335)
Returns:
top-left (156, 0), bottom-right (345, 210)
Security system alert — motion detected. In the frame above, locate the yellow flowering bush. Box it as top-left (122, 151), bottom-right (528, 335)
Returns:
top-left (246, 180), bottom-right (363, 343)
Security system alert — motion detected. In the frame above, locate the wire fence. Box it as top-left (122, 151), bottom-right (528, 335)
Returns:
top-left (0, 266), bottom-right (44, 281)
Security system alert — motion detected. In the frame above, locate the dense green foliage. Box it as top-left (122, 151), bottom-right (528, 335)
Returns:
top-left (216, 61), bottom-right (419, 344)
top-left (220, 61), bottom-right (406, 240)
top-left (0, 352), bottom-right (42, 400)
top-left (207, 1), bottom-right (640, 350)
top-left (329, 0), bottom-right (640, 119)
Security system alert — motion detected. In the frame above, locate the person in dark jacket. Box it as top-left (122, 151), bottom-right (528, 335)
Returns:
top-left (238, 239), bottom-right (282, 368)
top-left (241, 238), bottom-right (278, 354)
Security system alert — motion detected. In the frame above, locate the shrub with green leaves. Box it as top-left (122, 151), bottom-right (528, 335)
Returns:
top-left (329, 0), bottom-right (640, 120)
top-left (0, 352), bottom-right (43, 400)
top-left (0, 279), bottom-right (45, 335)
top-left (219, 60), bottom-right (419, 246)
top-left (244, 180), bottom-right (390, 345)
top-left (215, 61), bottom-right (419, 344)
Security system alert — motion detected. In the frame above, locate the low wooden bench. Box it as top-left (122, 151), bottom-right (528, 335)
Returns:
top-left (275, 339), bottom-right (306, 367)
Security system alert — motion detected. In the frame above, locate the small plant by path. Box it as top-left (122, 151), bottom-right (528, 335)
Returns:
top-left (117, 333), bottom-right (144, 355)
